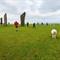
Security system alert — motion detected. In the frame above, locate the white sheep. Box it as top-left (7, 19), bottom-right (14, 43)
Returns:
top-left (51, 29), bottom-right (57, 39)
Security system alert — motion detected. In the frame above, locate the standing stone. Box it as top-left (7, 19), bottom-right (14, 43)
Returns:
top-left (4, 13), bottom-right (7, 26)
top-left (41, 22), bottom-right (44, 25)
top-left (0, 18), bottom-right (2, 25)
top-left (20, 12), bottom-right (26, 26)
top-left (46, 23), bottom-right (48, 25)
top-left (27, 22), bottom-right (29, 27)
top-left (33, 23), bottom-right (36, 27)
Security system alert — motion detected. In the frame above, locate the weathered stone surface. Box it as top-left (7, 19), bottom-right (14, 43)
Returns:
top-left (20, 12), bottom-right (26, 26)
top-left (4, 13), bottom-right (7, 26)
top-left (0, 18), bottom-right (2, 25)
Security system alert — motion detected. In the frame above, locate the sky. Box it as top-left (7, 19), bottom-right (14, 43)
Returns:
top-left (0, 0), bottom-right (60, 24)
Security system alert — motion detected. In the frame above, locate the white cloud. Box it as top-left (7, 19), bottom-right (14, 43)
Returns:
top-left (7, 13), bottom-right (20, 24)
top-left (0, 0), bottom-right (60, 23)
top-left (4, 0), bottom-right (19, 6)
top-left (40, 0), bottom-right (60, 13)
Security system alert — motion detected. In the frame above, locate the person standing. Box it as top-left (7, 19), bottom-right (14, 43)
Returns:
top-left (14, 21), bottom-right (19, 31)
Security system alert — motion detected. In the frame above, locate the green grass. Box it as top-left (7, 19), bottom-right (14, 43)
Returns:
top-left (0, 24), bottom-right (60, 60)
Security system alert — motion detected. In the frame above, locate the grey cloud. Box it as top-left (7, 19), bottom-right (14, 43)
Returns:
top-left (0, 0), bottom-right (18, 14)
top-left (39, 0), bottom-right (60, 13)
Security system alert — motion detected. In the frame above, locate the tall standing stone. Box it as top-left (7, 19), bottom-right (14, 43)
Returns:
top-left (0, 18), bottom-right (2, 25)
top-left (20, 12), bottom-right (26, 26)
top-left (4, 13), bottom-right (7, 26)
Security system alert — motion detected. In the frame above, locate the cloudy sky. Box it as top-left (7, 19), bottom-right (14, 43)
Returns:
top-left (0, 0), bottom-right (60, 24)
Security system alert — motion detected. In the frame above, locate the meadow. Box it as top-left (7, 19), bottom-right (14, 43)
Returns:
top-left (0, 24), bottom-right (60, 60)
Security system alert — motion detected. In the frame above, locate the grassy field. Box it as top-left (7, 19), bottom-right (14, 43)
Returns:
top-left (0, 24), bottom-right (60, 60)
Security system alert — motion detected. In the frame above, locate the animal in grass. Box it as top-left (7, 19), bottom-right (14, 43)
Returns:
top-left (51, 29), bottom-right (57, 39)
top-left (14, 21), bottom-right (19, 31)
